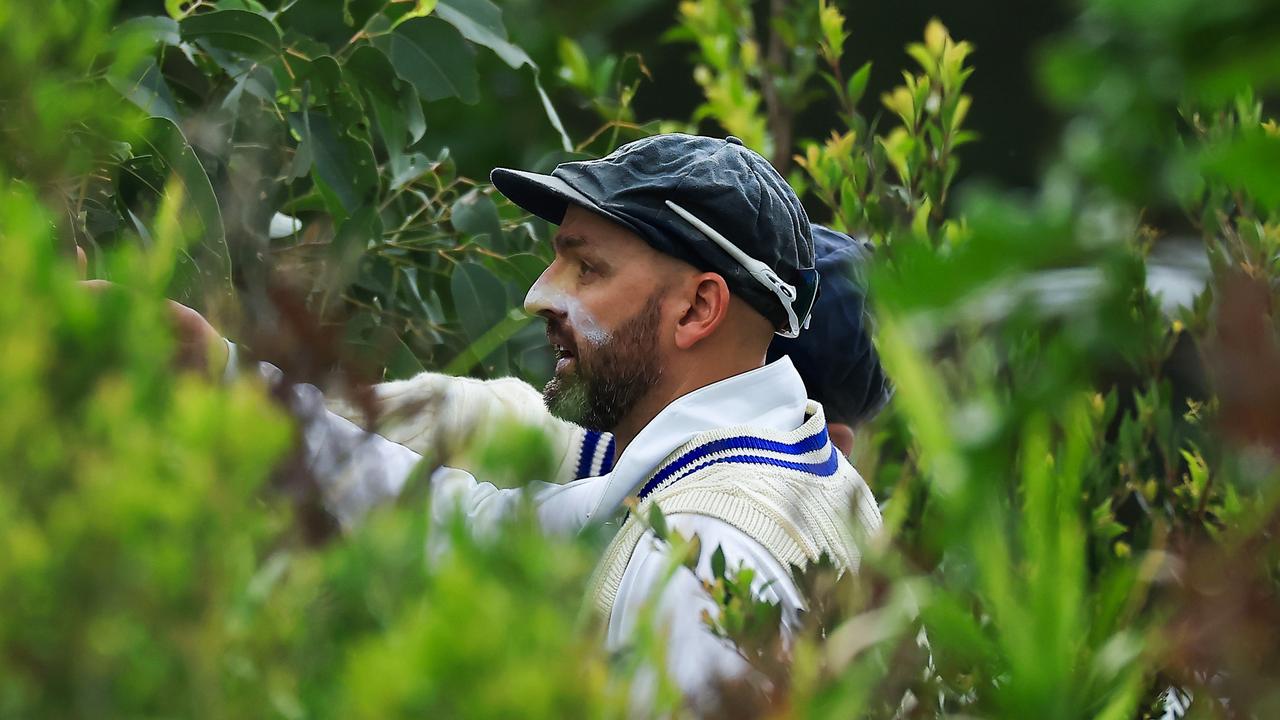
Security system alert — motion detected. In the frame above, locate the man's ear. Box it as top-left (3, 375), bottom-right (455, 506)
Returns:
top-left (673, 273), bottom-right (731, 350)
top-left (827, 422), bottom-right (855, 457)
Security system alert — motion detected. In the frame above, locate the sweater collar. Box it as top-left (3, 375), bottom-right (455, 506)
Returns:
top-left (586, 356), bottom-right (809, 521)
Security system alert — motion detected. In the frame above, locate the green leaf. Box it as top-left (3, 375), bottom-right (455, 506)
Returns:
top-left (498, 253), bottom-right (548, 291)
top-left (1200, 132), bottom-right (1280, 211)
top-left (179, 9), bottom-right (282, 59)
top-left (450, 261), bottom-right (509, 345)
top-left (443, 307), bottom-right (531, 376)
top-left (433, 0), bottom-right (572, 150)
top-left (115, 15), bottom-right (181, 47)
top-left (846, 61), bottom-right (872, 106)
top-left (108, 58), bottom-right (182, 123)
top-left (402, 85), bottom-right (427, 144)
top-left (390, 0), bottom-right (439, 28)
top-left (534, 77), bottom-right (573, 152)
top-left (450, 189), bottom-right (503, 250)
top-left (401, 267), bottom-right (444, 325)
top-left (435, 0), bottom-right (530, 69)
top-left (136, 116), bottom-right (231, 303)
top-left (333, 205), bottom-right (381, 257)
top-left (557, 37), bottom-right (591, 90)
top-left (817, 0), bottom-right (848, 62)
top-left (386, 331), bottom-right (427, 379)
top-left (448, 258), bottom-right (522, 376)
top-left (297, 55), bottom-right (367, 133)
top-left (346, 45), bottom-right (418, 159)
top-left (288, 111), bottom-right (378, 217)
top-left (710, 545), bottom-right (727, 580)
top-left (372, 17), bottom-right (479, 104)
top-left (648, 504), bottom-right (669, 541)
top-left (390, 153), bottom-right (433, 190)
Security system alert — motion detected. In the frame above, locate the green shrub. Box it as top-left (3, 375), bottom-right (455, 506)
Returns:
top-left (3, 0), bottom-right (1280, 717)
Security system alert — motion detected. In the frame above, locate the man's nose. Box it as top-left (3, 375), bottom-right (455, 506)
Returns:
top-left (523, 268), bottom-right (564, 320)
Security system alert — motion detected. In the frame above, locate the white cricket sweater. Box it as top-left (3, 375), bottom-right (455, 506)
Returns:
top-left (309, 357), bottom-right (882, 703)
top-left (589, 401), bottom-right (878, 616)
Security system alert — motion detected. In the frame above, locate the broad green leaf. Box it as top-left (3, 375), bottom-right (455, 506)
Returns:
top-left (135, 116), bottom-right (231, 303)
top-left (449, 262), bottom-right (519, 376)
top-left (371, 17), bottom-right (479, 104)
top-left (333, 205), bottom-right (382, 258)
top-left (443, 306), bottom-right (530, 376)
top-left (385, 330), bottom-right (427, 379)
top-left (402, 84), bottom-right (427, 144)
top-left (450, 261), bottom-right (508, 344)
top-left (401, 267), bottom-right (444, 325)
top-left (288, 111), bottom-right (378, 217)
top-left (179, 9), bottom-right (282, 59)
top-left (346, 45), bottom-right (415, 159)
top-left (115, 15), bottom-right (181, 47)
top-left (297, 55), bottom-right (367, 132)
top-left (450, 189), bottom-right (503, 249)
top-left (390, 153), bottom-right (432, 190)
top-left (108, 58), bottom-right (182, 123)
top-left (434, 0), bottom-right (572, 149)
top-left (220, 63), bottom-right (276, 111)
top-left (435, 0), bottom-right (531, 69)
top-left (500, 253), bottom-right (548, 290)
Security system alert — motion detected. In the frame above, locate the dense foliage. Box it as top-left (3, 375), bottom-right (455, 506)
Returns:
top-left (2, 0), bottom-right (1279, 717)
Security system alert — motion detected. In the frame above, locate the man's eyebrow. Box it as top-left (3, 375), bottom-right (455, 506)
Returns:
top-left (552, 234), bottom-right (589, 252)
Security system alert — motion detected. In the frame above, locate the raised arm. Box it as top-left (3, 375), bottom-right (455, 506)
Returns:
top-left (325, 370), bottom-right (602, 484)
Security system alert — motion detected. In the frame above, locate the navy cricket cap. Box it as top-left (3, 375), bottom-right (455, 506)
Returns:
top-left (767, 225), bottom-right (892, 426)
top-left (490, 133), bottom-right (818, 336)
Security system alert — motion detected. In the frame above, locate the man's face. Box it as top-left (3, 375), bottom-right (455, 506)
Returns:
top-left (524, 206), bottom-right (675, 430)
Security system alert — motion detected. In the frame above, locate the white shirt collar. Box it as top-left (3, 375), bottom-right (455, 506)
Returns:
top-left (587, 356), bottom-right (809, 520)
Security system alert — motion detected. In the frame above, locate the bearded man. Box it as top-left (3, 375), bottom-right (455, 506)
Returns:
top-left (201, 134), bottom-right (883, 702)
top-left (324, 223), bottom-right (890, 493)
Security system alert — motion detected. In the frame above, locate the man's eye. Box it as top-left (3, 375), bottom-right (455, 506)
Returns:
top-left (578, 261), bottom-right (596, 278)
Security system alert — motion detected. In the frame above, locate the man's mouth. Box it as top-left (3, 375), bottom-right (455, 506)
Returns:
top-left (547, 324), bottom-right (579, 376)
top-left (553, 342), bottom-right (576, 375)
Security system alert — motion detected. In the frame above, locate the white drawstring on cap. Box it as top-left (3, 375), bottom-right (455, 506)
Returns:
top-left (664, 200), bottom-right (809, 337)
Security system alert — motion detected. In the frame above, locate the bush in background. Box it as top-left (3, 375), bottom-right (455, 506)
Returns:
top-left (2, 0), bottom-right (1279, 717)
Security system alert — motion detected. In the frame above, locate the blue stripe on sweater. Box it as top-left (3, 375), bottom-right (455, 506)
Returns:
top-left (636, 425), bottom-right (833, 499)
top-left (601, 436), bottom-right (616, 475)
top-left (577, 430), bottom-right (602, 480)
top-left (638, 444), bottom-right (840, 500)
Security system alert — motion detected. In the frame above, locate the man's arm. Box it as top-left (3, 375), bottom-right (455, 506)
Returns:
top-left (85, 281), bottom-right (605, 531)
top-left (261, 357), bottom-right (608, 533)
top-left (325, 370), bottom-right (608, 484)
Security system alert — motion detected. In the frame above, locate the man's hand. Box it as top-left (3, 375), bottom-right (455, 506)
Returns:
top-left (79, 251), bottom-right (229, 376)
top-left (165, 295), bottom-right (230, 375)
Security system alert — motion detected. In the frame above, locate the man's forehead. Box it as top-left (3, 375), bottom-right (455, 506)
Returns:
top-left (554, 206), bottom-right (647, 253)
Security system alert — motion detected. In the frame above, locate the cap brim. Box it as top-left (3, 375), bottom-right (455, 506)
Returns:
top-left (490, 168), bottom-right (604, 226)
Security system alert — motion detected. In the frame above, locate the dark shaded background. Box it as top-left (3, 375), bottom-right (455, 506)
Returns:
top-left (426, 0), bottom-right (1071, 191)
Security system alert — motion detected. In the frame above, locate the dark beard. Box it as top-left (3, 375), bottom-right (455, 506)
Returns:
top-left (542, 296), bottom-right (663, 431)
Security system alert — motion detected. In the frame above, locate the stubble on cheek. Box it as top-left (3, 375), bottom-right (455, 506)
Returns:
top-left (542, 295), bottom-right (664, 431)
